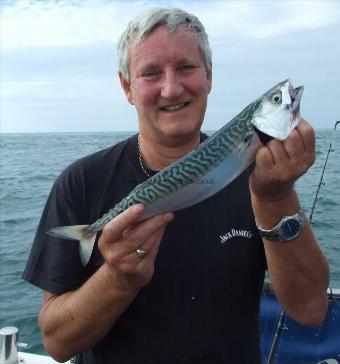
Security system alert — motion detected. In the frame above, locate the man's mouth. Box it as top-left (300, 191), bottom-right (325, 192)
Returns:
top-left (161, 102), bottom-right (190, 112)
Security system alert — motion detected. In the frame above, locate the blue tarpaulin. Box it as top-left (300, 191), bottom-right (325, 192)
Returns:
top-left (260, 290), bottom-right (340, 364)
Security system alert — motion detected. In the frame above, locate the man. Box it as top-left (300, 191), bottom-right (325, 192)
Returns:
top-left (23, 8), bottom-right (329, 364)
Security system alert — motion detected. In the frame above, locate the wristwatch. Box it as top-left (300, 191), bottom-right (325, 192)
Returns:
top-left (256, 209), bottom-right (305, 241)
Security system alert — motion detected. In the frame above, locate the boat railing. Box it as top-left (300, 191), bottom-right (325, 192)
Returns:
top-left (263, 280), bottom-right (340, 299)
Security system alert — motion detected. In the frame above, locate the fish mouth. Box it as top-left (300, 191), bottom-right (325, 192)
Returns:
top-left (290, 85), bottom-right (304, 127)
top-left (254, 127), bottom-right (273, 145)
top-left (291, 85), bottom-right (304, 111)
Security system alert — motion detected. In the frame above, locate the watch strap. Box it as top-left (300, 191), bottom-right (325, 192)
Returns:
top-left (256, 209), bottom-right (305, 241)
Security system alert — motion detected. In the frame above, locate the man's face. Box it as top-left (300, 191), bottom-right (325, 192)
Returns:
top-left (120, 25), bottom-right (212, 143)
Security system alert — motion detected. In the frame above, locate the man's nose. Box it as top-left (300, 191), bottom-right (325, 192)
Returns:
top-left (160, 70), bottom-right (184, 99)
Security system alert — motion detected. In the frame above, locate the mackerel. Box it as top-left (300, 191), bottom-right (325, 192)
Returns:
top-left (48, 79), bottom-right (303, 265)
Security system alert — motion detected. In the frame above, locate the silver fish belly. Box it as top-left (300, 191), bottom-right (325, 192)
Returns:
top-left (48, 79), bottom-right (303, 265)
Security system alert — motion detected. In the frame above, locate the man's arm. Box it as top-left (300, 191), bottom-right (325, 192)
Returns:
top-left (250, 119), bottom-right (330, 326)
top-left (39, 205), bottom-right (174, 362)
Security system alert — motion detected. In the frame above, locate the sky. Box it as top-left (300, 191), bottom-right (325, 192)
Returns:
top-left (1, 0), bottom-right (340, 133)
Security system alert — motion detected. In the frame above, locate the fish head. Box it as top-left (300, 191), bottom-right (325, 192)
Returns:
top-left (251, 79), bottom-right (304, 141)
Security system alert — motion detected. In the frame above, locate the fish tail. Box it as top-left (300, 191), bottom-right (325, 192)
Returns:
top-left (47, 225), bottom-right (96, 266)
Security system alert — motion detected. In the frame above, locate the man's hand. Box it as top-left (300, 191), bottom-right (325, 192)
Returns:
top-left (98, 204), bottom-right (174, 291)
top-left (248, 118), bottom-right (329, 327)
top-left (249, 119), bottom-right (316, 202)
top-left (39, 204), bottom-right (174, 362)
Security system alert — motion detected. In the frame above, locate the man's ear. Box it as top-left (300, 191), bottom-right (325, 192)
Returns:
top-left (119, 72), bottom-right (134, 105)
top-left (207, 68), bottom-right (212, 94)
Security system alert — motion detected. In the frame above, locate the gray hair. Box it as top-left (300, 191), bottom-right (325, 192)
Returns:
top-left (117, 8), bottom-right (212, 82)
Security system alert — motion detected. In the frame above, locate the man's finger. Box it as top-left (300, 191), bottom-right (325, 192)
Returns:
top-left (283, 129), bottom-right (304, 161)
top-left (123, 212), bottom-right (174, 251)
top-left (296, 119), bottom-right (316, 156)
top-left (255, 145), bottom-right (275, 170)
top-left (101, 204), bottom-right (145, 243)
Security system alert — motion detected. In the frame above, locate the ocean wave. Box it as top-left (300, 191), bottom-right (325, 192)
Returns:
top-left (0, 216), bottom-right (37, 225)
top-left (1, 130), bottom-right (339, 356)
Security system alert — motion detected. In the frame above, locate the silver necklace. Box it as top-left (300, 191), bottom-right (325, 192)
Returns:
top-left (137, 134), bottom-right (151, 178)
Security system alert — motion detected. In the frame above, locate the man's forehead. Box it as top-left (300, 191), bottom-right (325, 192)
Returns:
top-left (132, 24), bottom-right (194, 46)
top-left (132, 26), bottom-right (198, 51)
top-left (129, 26), bottom-right (201, 66)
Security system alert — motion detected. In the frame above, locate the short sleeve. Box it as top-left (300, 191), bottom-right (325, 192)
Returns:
top-left (22, 164), bottom-right (92, 294)
top-left (22, 140), bottom-right (128, 295)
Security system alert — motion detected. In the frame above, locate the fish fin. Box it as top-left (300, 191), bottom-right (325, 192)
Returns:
top-left (47, 225), bottom-right (96, 266)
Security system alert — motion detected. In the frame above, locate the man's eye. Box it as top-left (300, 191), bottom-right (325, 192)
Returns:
top-left (179, 65), bottom-right (196, 73)
top-left (143, 71), bottom-right (161, 79)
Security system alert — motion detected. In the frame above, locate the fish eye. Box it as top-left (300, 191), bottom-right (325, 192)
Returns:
top-left (271, 93), bottom-right (282, 104)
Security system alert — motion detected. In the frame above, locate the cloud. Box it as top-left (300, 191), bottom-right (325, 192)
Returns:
top-left (2, 0), bottom-right (339, 50)
top-left (242, 1), bottom-right (340, 40)
top-left (191, 0), bottom-right (340, 43)
top-left (1, 0), bottom-right (340, 132)
top-left (1, 0), bottom-right (148, 49)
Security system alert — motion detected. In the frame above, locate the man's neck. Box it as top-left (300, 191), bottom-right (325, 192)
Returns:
top-left (138, 133), bottom-right (201, 171)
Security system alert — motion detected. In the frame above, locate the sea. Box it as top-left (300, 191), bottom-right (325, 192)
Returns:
top-left (0, 129), bottom-right (339, 355)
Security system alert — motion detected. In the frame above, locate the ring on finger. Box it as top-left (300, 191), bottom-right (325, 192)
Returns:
top-left (136, 248), bottom-right (148, 259)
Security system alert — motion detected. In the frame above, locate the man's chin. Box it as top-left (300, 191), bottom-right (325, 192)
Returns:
top-left (159, 124), bottom-right (202, 145)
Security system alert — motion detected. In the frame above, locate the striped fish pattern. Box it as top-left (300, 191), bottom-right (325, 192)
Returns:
top-left (87, 101), bottom-right (260, 233)
top-left (48, 79), bottom-right (303, 265)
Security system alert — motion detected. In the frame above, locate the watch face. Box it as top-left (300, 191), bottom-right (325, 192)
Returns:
top-left (281, 219), bottom-right (300, 239)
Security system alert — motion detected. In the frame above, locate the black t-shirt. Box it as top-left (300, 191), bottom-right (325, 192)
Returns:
top-left (23, 134), bottom-right (266, 363)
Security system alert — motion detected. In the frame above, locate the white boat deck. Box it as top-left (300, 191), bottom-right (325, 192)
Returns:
top-left (18, 352), bottom-right (71, 363)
